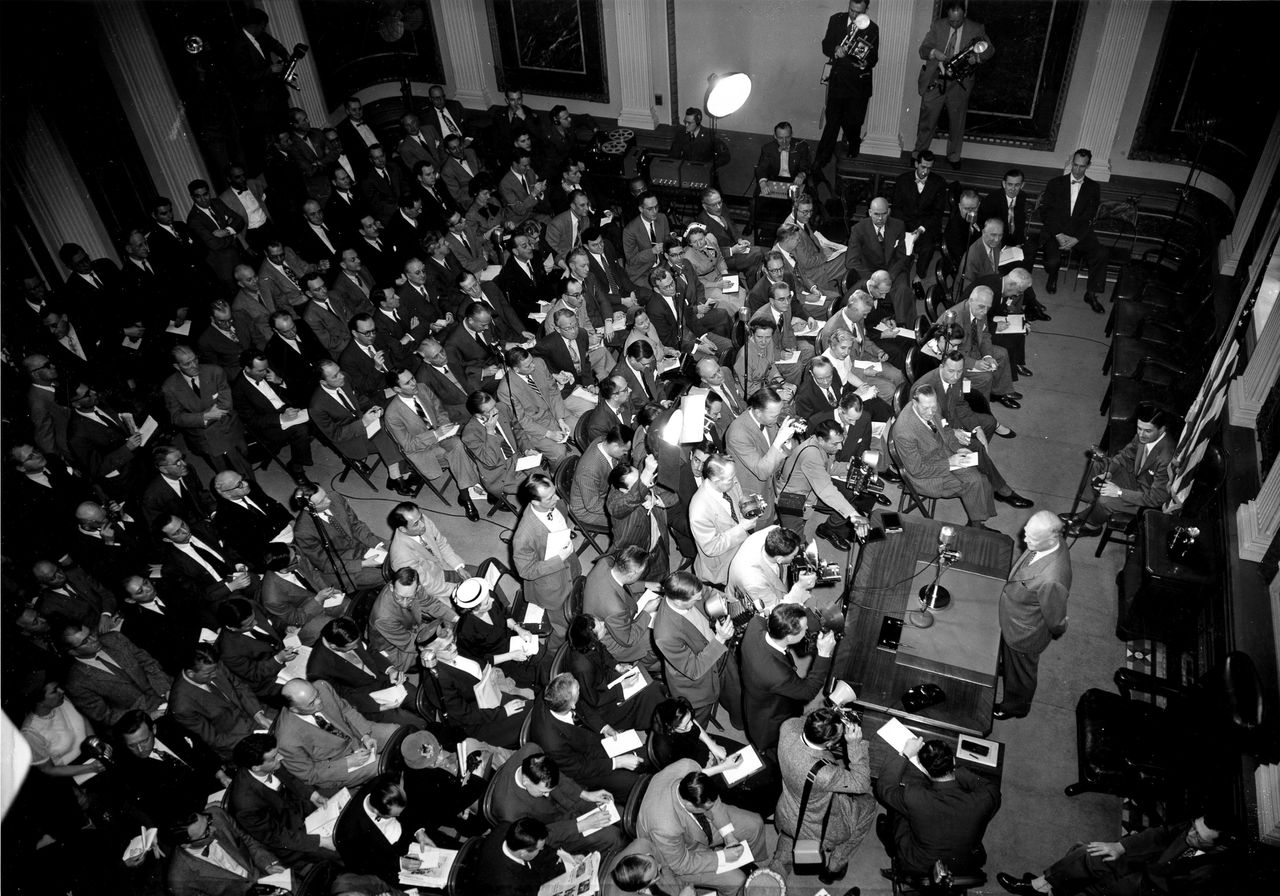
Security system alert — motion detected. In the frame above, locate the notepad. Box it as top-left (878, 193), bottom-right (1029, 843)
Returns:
top-left (509, 632), bottom-right (538, 657)
top-left (260, 868), bottom-right (293, 889)
top-left (323, 593), bottom-right (345, 609)
top-left (165, 320), bottom-right (192, 336)
top-left (479, 265), bottom-right (502, 282)
top-left (804, 292), bottom-right (828, 305)
top-left (365, 417), bottom-right (382, 437)
top-left (877, 718), bottom-right (927, 773)
top-left (122, 826), bottom-right (157, 862)
top-left (364, 544), bottom-right (388, 564)
top-left (601, 728), bottom-right (643, 758)
top-left (136, 416), bottom-right (160, 445)
top-left (400, 843), bottom-right (457, 889)
top-left (281, 409), bottom-right (309, 430)
top-left (949, 451), bottom-right (979, 471)
top-left (720, 744), bottom-right (764, 785)
top-left (523, 603), bottom-right (546, 625)
top-left (607, 668), bottom-right (648, 701)
top-left (993, 313), bottom-right (1026, 334)
top-left (777, 350), bottom-right (801, 365)
top-left (544, 529), bottom-right (573, 561)
top-left (576, 799), bottom-right (620, 836)
top-left (720, 275), bottom-right (740, 293)
top-left (305, 787), bottom-right (351, 836)
top-left (716, 841), bottom-right (755, 873)
top-left (436, 423), bottom-right (460, 441)
top-left (275, 645), bottom-right (312, 684)
top-left (571, 386), bottom-right (600, 405)
top-left (271, 523), bottom-right (294, 544)
top-left (370, 683), bottom-right (407, 708)
top-left (853, 359), bottom-right (883, 372)
top-left (516, 452), bottom-right (543, 471)
top-left (999, 247), bottom-right (1024, 266)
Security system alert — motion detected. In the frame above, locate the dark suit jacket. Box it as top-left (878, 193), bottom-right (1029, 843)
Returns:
top-left (468, 281), bottom-right (528, 344)
top-left (535, 330), bottom-right (596, 390)
top-left (999, 542), bottom-right (1072, 654)
top-left (161, 364), bottom-right (245, 457)
top-left (68, 523), bottom-right (150, 597)
top-left (160, 524), bottom-right (248, 622)
top-left (845, 215), bottom-right (909, 280)
top-left (338, 337), bottom-right (400, 403)
top-left (914, 368), bottom-right (994, 438)
top-left (358, 165), bottom-right (406, 225)
top-left (979, 189), bottom-right (1030, 247)
top-left (216, 608), bottom-right (286, 699)
top-left (309, 383), bottom-right (375, 462)
top-left (213, 484), bottom-right (293, 567)
top-left (64, 630), bottom-right (170, 728)
top-left (611, 358), bottom-right (660, 413)
top-left (169, 663), bottom-right (264, 759)
top-left (141, 471), bottom-right (214, 532)
top-left (295, 223), bottom-right (343, 270)
top-left (496, 256), bottom-right (555, 318)
top-left (119, 593), bottom-right (202, 675)
top-left (822, 11), bottom-right (879, 94)
top-left (226, 766), bottom-right (334, 868)
top-left (652, 599), bottom-right (728, 714)
top-left (66, 406), bottom-right (139, 493)
top-left (231, 372), bottom-right (302, 443)
top-left (113, 729), bottom-right (224, 827)
top-left (416, 359), bottom-right (473, 422)
top-left (471, 824), bottom-right (559, 896)
top-left (445, 323), bottom-right (505, 387)
top-left (336, 118), bottom-right (380, 178)
top-left (793, 370), bottom-right (849, 423)
top-left (891, 171), bottom-right (949, 234)
top-left (291, 490), bottom-right (381, 589)
top-left (36, 567), bottom-right (118, 628)
top-left (420, 657), bottom-right (527, 747)
top-left (306, 639), bottom-right (402, 718)
top-left (357, 236), bottom-right (400, 286)
top-left (1040, 174), bottom-right (1101, 241)
top-left (326, 188), bottom-right (371, 241)
top-left (582, 401), bottom-right (633, 445)
top-left (917, 16), bottom-right (993, 93)
top-left (266, 329), bottom-right (330, 405)
top-left (738, 616), bottom-right (831, 754)
top-left (333, 784), bottom-right (424, 883)
top-left (526, 700), bottom-right (625, 788)
top-left (944, 208), bottom-right (982, 264)
top-left (754, 139), bottom-right (813, 182)
top-left (186, 201), bottom-right (246, 283)
top-left (166, 806), bottom-right (277, 896)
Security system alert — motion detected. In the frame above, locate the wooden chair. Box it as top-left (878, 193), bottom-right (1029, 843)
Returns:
top-left (387, 424), bottom-right (454, 506)
top-left (886, 436), bottom-right (936, 519)
top-left (621, 773), bottom-right (653, 838)
top-left (446, 835), bottom-right (485, 896)
top-left (459, 437), bottom-right (518, 516)
top-left (553, 454), bottom-right (609, 557)
top-left (313, 426), bottom-right (382, 491)
top-left (377, 724), bottom-right (416, 774)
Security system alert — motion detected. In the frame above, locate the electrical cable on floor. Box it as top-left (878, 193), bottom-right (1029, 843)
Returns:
top-left (328, 471), bottom-right (517, 542)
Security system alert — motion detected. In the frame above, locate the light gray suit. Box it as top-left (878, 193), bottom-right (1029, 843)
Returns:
top-left (998, 541), bottom-right (1071, 715)
top-left (689, 479), bottom-right (750, 585)
top-left (274, 679), bottom-right (397, 796)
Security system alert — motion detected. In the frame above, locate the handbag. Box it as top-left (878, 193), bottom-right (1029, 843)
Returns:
top-left (791, 758), bottom-right (831, 872)
top-left (776, 445), bottom-right (820, 524)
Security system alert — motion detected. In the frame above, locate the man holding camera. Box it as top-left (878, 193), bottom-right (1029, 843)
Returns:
top-left (914, 0), bottom-right (995, 169)
top-left (775, 418), bottom-right (871, 551)
top-left (727, 525), bottom-right (820, 616)
top-left (739, 604), bottom-right (836, 757)
top-left (815, 1), bottom-right (880, 173)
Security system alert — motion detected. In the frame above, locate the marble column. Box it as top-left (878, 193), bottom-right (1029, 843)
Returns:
top-left (613, 0), bottom-right (659, 129)
top-left (1220, 112), bottom-right (1280, 276)
top-left (260, 0), bottom-right (329, 124)
top-left (861, 0), bottom-right (914, 159)
top-left (8, 110), bottom-right (115, 265)
top-left (96, 1), bottom-right (207, 206)
top-left (1073, 1), bottom-right (1151, 180)
top-left (1228, 244), bottom-right (1280, 427)
top-left (436, 0), bottom-right (493, 109)
top-left (1237, 459), bottom-right (1280, 562)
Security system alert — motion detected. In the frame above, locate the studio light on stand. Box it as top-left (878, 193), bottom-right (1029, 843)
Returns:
top-left (911, 525), bottom-right (961, 628)
top-left (704, 72), bottom-right (752, 180)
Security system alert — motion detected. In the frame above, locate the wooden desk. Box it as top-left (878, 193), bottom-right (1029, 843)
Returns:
top-left (834, 514), bottom-right (1013, 737)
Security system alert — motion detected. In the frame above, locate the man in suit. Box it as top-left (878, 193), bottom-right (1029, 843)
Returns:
top-left (67, 502), bottom-right (149, 598)
top-left (398, 111), bottom-right (441, 174)
top-left (287, 107), bottom-right (338, 204)
top-left (219, 164), bottom-right (275, 255)
top-left (914, 0), bottom-right (995, 167)
top-left (355, 214), bottom-right (400, 286)
top-left (11, 444), bottom-right (93, 548)
top-left (536, 308), bottom-right (600, 395)
top-left (257, 241), bottom-right (314, 316)
top-left (310, 359), bottom-right (418, 495)
top-left (995, 511), bottom-right (1072, 721)
top-left (368, 566), bottom-right (460, 674)
top-left (724, 389), bottom-right (802, 528)
top-left (227, 733), bottom-right (339, 868)
top-left (649, 266), bottom-right (733, 357)
top-left (163, 344), bottom-right (251, 474)
top-left (186, 179), bottom-right (246, 287)
top-left (636, 758), bottom-right (769, 896)
top-left (582, 375), bottom-right (635, 444)
top-left (892, 385), bottom-right (1029, 528)
top-left (258, 544), bottom-right (348, 646)
top-left (527, 674), bottom-right (642, 802)
top-left (511, 475), bottom-right (582, 649)
top-left (119, 227), bottom-right (184, 332)
top-left (296, 201), bottom-right (343, 270)
top-left (1066, 405), bottom-right (1175, 537)
top-left (57, 242), bottom-right (127, 336)
top-left (496, 232), bottom-right (555, 320)
top-left (775, 419), bottom-right (871, 550)
top-left (471, 820), bottom-right (560, 896)
top-left (32, 557), bottom-right (117, 630)
top-left (441, 134), bottom-right (485, 207)
top-left (623, 192), bottom-right (670, 283)
top-left (652, 571), bottom-right (739, 727)
top-left (497, 348), bottom-right (573, 462)
top-left (444, 210), bottom-right (491, 273)
top-left (818, 286), bottom-right (906, 394)
top-left (545, 190), bottom-right (593, 263)
top-left (815, 0), bottom-right (879, 169)
top-left (169, 643), bottom-right (272, 760)
top-left (166, 804), bottom-right (286, 896)
top-left (739, 605), bottom-right (834, 756)
top-left (890, 151), bottom-right (949, 278)
top-left (996, 814), bottom-right (1233, 896)
top-left (265, 310), bottom-right (328, 404)
top-left (148, 197), bottom-right (216, 301)
top-left (846, 197), bottom-right (918, 322)
top-left (214, 597), bottom-right (291, 701)
top-left (359, 144), bottom-right (405, 226)
top-left (457, 271), bottom-right (531, 344)
top-left (384, 368), bottom-right (482, 516)
top-left (582, 227), bottom-right (647, 308)
top-left (424, 83), bottom-right (469, 146)
top-left (755, 120), bottom-right (812, 196)
top-left (230, 265), bottom-right (275, 349)
top-left (460, 391), bottom-right (532, 500)
top-left (197, 300), bottom-right (253, 382)
top-left (412, 160), bottom-right (460, 233)
top-left (500, 149), bottom-right (551, 228)
top-left (113, 709), bottom-right (228, 828)
top-left (275, 678), bottom-right (399, 796)
top-left (24, 354), bottom-right (71, 459)
top-left (326, 167), bottom-right (371, 241)
top-left (66, 380), bottom-right (144, 500)
top-left (944, 189), bottom-right (983, 270)
top-left (669, 107), bottom-right (715, 162)
top-left (36, 305), bottom-right (96, 384)
top-left (491, 87), bottom-right (546, 152)
top-left (385, 193), bottom-right (426, 266)
top-left (726, 525), bottom-right (821, 617)
top-left (212, 469), bottom-right (294, 567)
top-left (385, 501), bottom-right (470, 607)
top-left (582, 546), bottom-right (660, 668)
top-left (875, 736), bottom-right (1001, 878)
top-left (290, 482), bottom-right (387, 590)
top-left (422, 234), bottom-right (467, 309)
top-left (120, 576), bottom-right (202, 675)
top-left (960, 217), bottom-right (1004, 296)
top-left (336, 97), bottom-right (381, 179)
top-left (141, 445), bottom-right (215, 531)
top-left (827, 391), bottom-right (892, 482)
top-left (306, 617), bottom-right (420, 725)
top-left (569, 431), bottom-right (626, 529)
top-left (232, 350), bottom-right (314, 477)
top-left (57, 621), bottom-right (171, 729)
top-left (696, 188), bottom-right (764, 279)
top-left (980, 168), bottom-right (1032, 253)
top-left (915, 351), bottom-right (1008, 442)
top-left (688, 454), bottom-right (755, 587)
top-left (158, 514), bottom-right (259, 626)
top-left (329, 248), bottom-right (378, 317)
top-left (1040, 148), bottom-right (1107, 312)
top-left (445, 302), bottom-right (506, 390)
top-left (415, 337), bottom-right (474, 421)
top-left (338, 311), bottom-right (401, 402)
top-left (949, 286), bottom-right (1022, 408)
top-left (750, 281), bottom-right (815, 382)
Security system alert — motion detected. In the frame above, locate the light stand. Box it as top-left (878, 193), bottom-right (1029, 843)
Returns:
top-left (911, 525), bottom-right (960, 627)
top-left (704, 72), bottom-right (752, 187)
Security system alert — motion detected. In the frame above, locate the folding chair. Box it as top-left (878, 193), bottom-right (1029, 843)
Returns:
top-left (886, 436), bottom-right (936, 519)
top-left (387, 425), bottom-right (454, 506)
top-left (313, 426), bottom-right (382, 490)
top-left (553, 454), bottom-right (610, 557)
top-left (460, 437), bottom-right (518, 516)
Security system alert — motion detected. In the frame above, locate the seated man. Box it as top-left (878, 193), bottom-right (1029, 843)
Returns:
top-left (418, 623), bottom-right (532, 748)
top-left (891, 385), bottom-right (1032, 529)
top-left (526, 674), bottom-right (642, 802)
top-left (214, 598), bottom-right (292, 701)
top-left (749, 281), bottom-right (816, 385)
top-left (169, 642), bottom-right (273, 761)
top-left (818, 329), bottom-right (893, 423)
top-left (582, 375), bottom-right (635, 445)
top-left (726, 525), bottom-right (819, 615)
top-left (845, 197), bottom-right (918, 323)
top-left (948, 286), bottom-right (1023, 410)
top-left (211, 470), bottom-right (294, 570)
top-left (635, 761), bottom-right (769, 896)
top-left (460, 390), bottom-right (535, 500)
top-left (308, 617), bottom-right (421, 727)
top-left (165, 805), bottom-right (285, 896)
top-left (963, 266), bottom-right (1039, 378)
top-left (368, 566), bottom-right (458, 671)
top-left (227, 733), bottom-right (341, 869)
top-left (875, 735), bottom-right (1001, 878)
top-left (1038, 148), bottom-right (1107, 314)
top-left (56, 619), bottom-right (171, 730)
top-left (1064, 404), bottom-right (1174, 537)
top-left (581, 545), bottom-right (661, 668)
top-left (570, 430), bottom-right (628, 530)
top-left (386, 502), bottom-right (470, 616)
top-left (230, 349), bottom-right (313, 479)
top-left (487, 745), bottom-right (625, 858)
top-left (914, 350), bottom-right (1010, 441)
top-left (290, 482), bottom-right (387, 589)
top-left (652, 571), bottom-right (739, 727)
top-left (996, 813), bottom-right (1233, 896)
top-left (604, 842), bottom-right (691, 896)
top-left (739, 604), bottom-right (834, 757)
top-left (732, 318), bottom-right (795, 399)
top-left (496, 347), bottom-right (574, 462)
top-left (815, 288), bottom-right (905, 402)
top-left (309, 359), bottom-right (418, 496)
top-left (259, 544), bottom-right (349, 646)
top-left (112, 709), bottom-right (228, 828)
top-left (274, 677), bottom-right (399, 797)
top-left (472, 818), bottom-right (563, 896)
top-left (774, 418), bottom-right (871, 551)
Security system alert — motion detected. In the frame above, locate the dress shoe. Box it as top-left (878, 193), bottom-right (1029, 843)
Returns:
top-left (875, 493), bottom-right (893, 506)
top-left (1085, 292), bottom-right (1104, 314)
top-left (912, 280), bottom-right (927, 304)
top-left (996, 871), bottom-right (1039, 895)
top-left (995, 394), bottom-right (1022, 410)
top-left (995, 491), bottom-right (1033, 509)
top-left (459, 491), bottom-right (480, 522)
top-left (879, 467), bottom-right (902, 484)
top-left (1005, 390), bottom-right (1024, 400)
top-left (817, 525), bottom-right (852, 552)
top-left (1069, 523), bottom-right (1103, 538)
top-left (352, 459), bottom-right (374, 478)
top-left (818, 864), bottom-right (848, 885)
top-left (1015, 364), bottom-right (1033, 377)
top-left (994, 425), bottom-right (1016, 438)
top-left (1058, 511), bottom-right (1085, 525)
top-left (388, 477), bottom-right (417, 497)
top-left (992, 704), bottom-right (1029, 721)
top-left (879, 868), bottom-right (896, 882)
top-left (1027, 305), bottom-right (1052, 322)
top-left (1044, 273), bottom-right (1058, 294)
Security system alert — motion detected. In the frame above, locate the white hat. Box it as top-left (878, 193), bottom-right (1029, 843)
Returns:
top-left (453, 577), bottom-right (489, 609)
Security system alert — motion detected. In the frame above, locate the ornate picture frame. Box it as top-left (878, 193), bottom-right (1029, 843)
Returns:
top-left (484, 0), bottom-right (609, 103)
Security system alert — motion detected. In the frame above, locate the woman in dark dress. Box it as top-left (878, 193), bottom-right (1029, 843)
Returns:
top-left (565, 614), bottom-right (665, 733)
top-left (453, 577), bottom-right (541, 689)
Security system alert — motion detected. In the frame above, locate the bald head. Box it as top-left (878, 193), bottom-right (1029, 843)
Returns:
top-left (213, 471), bottom-right (241, 493)
top-left (33, 560), bottom-right (60, 583)
top-left (75, 502), bottom-right (108, 527)
top-left (696, 357), bottom-right (720, 380)
top-left (869, 197), bottom-right (889, 216)
top-left (1023, 510), bottom-right (1063, 551)
top-left (282, 679), bottom-right (317, 710)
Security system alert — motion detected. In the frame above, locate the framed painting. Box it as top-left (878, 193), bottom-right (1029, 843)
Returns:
top-left (484, 0), bottom-right (609, 103)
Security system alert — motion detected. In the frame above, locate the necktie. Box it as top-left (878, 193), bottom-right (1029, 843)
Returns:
top-left (518, 174), bottom-right (528, 194)
top-left (497, 424), bottom-right (515, 458)
top-left (96, 652), bottom-right (125, 675)
top-left (95, 409), bottom-right (125, 433)
top-left (314, 713), bottom-right (350, 743)
top-left (1007, 199), bottom-right (1015, 232)
top-left (292, 567), bottom-right (317, 593)
top-left (647, 221), bottom-right (656, 244)
top-left (188, 376), bottom-right (200, 393)
top-left (460, 232), bottom-right (472, 253)
top-left (336, 389), bottom-right (358, 415)
top-left (442, 111), bottom-right (460, 135)
top-left (876, 227), bottom-right (884, 243)
top-left (825, 386), bottom-right (837, 406)
top-left (1136, 444), bottom-right (1148, 473)
top-left (693, 811), bottom-right (716, 846)
top-left (66, 332), bottom-right (83, 357)
top-left (524, 374), bottom-right (543, 398)
top-left (970, 319), bottom-right (980, 348)
top-left (191, 538), bottom-right (227, 569)
top-left (990, 247), bottom-right (998, 270)
top-left (635, 369), bottom-right (651, 398)
top-left (944, 27), bottom-right (959, 58)
top-left (90, 273), bottom-right (104, 289)
top-left (1010, 549), bottom-right (1031, 578)
top-left (414, 399), bottom-right (433, 428)
top-left (598, 254), bottom-right (619, 293)
top-left (723, 492), bottom-right (739, 523)
top-left (143, 261), bottom-right (154, 275)
top-left (567, 338), bottom-right (580, 366)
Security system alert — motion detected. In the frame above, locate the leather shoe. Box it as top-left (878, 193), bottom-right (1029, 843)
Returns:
top-left (996, 871), bottom-right (1039, 895)
top-left (875, 493), bottom-right (893, 506)
top-left (879, 467), bottom-right (902, 484)
top-left (995, 394), bottom-right (1022, 410)
top-left (1027, 304), bottom-right (1052, 322)
top-left (992, 705), bottom-right (1029, 722)
top-left (388, 477), bottom-right (416, 497)
top-left (817, 526), bottom-right (852, 552)
top-left (1069, 523), bottom-right (1103, 538)
top-left (1004, 390), bottom-right (1024, 400)
top-left (818, 864), bottom-right (848, 885)
top-left (1085, 292), bottom-right (1104, 314)
top-left (912, 280), bottom-right (926, 304)
top-left (1045, 274), bottom-right (1058, 294)
top-left (995, 491), bottom-right (1034, 509)
top-left (1015, 364), bottom-right (1033, 377)
top-left (994, 426), bottom-right (1017, 439)
top-left (459, 492), bottom-right (480, 522)
top-left (1058, 511), bottom-right (1085, 525)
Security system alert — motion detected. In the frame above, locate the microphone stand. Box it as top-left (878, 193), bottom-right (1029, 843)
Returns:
top-left (308, 508), bottom-right (357, 593)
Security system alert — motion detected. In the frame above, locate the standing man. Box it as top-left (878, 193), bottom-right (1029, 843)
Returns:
top-left (890, 151), bottom-right (949, 281)
top-left (815, 1), bottom-right (879, 174)
top-left (1039, 148), bottom-right (1106, 313)
top-left (996, 511), bottom-right (1071, 720)
top-left (914, 0), bottom-right (995, 169)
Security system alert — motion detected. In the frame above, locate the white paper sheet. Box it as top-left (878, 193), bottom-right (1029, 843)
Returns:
top-left (165, 320), bottom-right (192, 336)
top-left (999, 247), bottom-right (1025, 266)
top-left (516, 452), bottom-right (543, 471)
top-left (270, 523), bottom-right (294, 544)
top-left (601, 728), bottom-right (643, 758)
top-left (948, 451), bottom-right (979, 471)
top-left (716, 841), bottom-right (755, 873)
top-left (305, 787), bottom-right (351, 836)
top-left (523, 603), bottom-right (546, 625)
top-left (576, 800), bottom-right (620, 836)
top-left (720, 744), bottom-right (764, 785)
top-left (275, 645), bottom-right (312, 683)
top-left (777, 350), bottom-right (800, 366)
top-left (853, 360), bottom-right (883, 372)
top-left (365, 417), bottom-right (381, 437)
top-left (370, 683), bottom-right (408, 708)
top-left (137, 416), bottom-right (160, 446)
top-left (479, 265), bottom-right (502, 282)
top-left (281, 410), bottom-right (309, 430)
top-left (544, 529), bottom-right (573, 561)
top-left (570, 386), bottom-right (599, 405)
